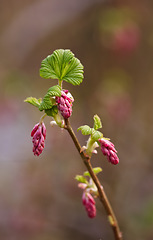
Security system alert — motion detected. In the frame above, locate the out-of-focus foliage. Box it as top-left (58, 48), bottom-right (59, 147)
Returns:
top-left (99, 7), bottom-right (140, 54)
top-left (0, 0), bottom-right (153, 240)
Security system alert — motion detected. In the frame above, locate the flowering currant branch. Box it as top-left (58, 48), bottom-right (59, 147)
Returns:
top-left (25, 49), bottom-right (123, 240)
top-left (64, 118), bottom-right (122, 239)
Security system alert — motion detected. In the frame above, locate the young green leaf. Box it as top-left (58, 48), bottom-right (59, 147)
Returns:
top-left (75, 175), bottom-right (88, 184)
top-left (83, 171), bottom-right (91, 177)
top-left (45, 106), bottom-right (58, 117)
top-left (91, 129), bottom-right (103, 141)
top-left (24, 97), bottom-right (42, 108)
top-left (93, 114), bottom-right (102, 130)
top-left (46, 85), bottom-right (62, 97)
top-left (40, 49), bottom-right (84, 85)
top-left (93, 167), bottom-right (102, 175)
top-left (77, 125), bottom-right (92, 135)
top-left (39, 97), bottom-right (53, 111)
top-left (39, 85), bottom-right (61, 111)
top-left (84, 167), bottom-right (102, 177)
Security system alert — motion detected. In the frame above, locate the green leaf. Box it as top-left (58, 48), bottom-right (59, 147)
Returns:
top-left (83, 171), bottom-right (91, 177)
top-left (77, 125), bottom-right (92, 135)
top-left (75, 175), bottom-right (87, 184)
top-left (46, 85), bottom-right (62, 97)
top-left (45, 106), bottom-right (58, 117)
top-left (93, 114), bottom-right (102, 130)
top-left (84, 167), bottom-right (102, 177)
top-left (24, 97), bottom-right (42, 108)
top-left (91, 129), bottom-right (103, 141)
top-left (39, 85), bottom-right (61, 111)
top-left (39, 97), bottom-right (53, 111)
top-left (93, 167), bottom-right (102, 175)
top-left (40, 49), bottom-right (84, 85)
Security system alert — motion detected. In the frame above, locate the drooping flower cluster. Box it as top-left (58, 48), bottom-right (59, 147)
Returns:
top-left (78, 180), bottom-right (97, 219)
top-left (82, 191), bottom-right (96, 218)
top-left (98, 138), bottom-right (119, 165)
top-left (31, 122), bottom-right (46, 156)
top-left (56, 90), bottom-right (74, 119)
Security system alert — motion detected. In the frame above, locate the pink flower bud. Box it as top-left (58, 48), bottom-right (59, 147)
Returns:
top-left (41, 122), bottom-right (46, 139)
top-left (82, 192), bottom-right (96, 218)
top-left (98, 138), bottom-right (119, 165)
top-left (31, 123), bottom-right (39, 137)
top-left (108, 150), bottom-right (119, 165)
top-left (56, 90), bottom-right (74, 119)
top-left (31, 122), bottom-right (46, 156)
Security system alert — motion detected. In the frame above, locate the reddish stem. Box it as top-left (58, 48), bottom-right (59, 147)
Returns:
top-left (64, 119), bottom-right (122, 240)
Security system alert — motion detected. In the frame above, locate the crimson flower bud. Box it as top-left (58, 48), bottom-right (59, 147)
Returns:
top-left (98, 138), bottom-right (119, 165)
top-left (56, 90), bottom-right (74, 119)
top-left (82, 192), bottom-right (96, 218)
top-left (31, 122), bottom-right (46, 156)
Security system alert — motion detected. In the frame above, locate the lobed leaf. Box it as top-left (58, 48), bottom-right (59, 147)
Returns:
top-left (39, 85), bottom-right (61, 111)
top-left (46, 85), bottom-right (62, 97)
top-left (77, 125), bottom-right (92, 135)
top-left (24, 97), bottom-right (42, 108)
top-left (91, 129), bottom-right (103, 141)
top-left (93, 114), bottom-right (102, 130)
top-left (40, 49), bottom-right (84, 85)
top-left (39, 97), bottom-right (53, 111)
top-left (45, 106), bottom-right (58, 117)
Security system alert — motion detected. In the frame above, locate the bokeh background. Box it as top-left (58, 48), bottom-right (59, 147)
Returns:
top-left (0, 0), bottom-right (153, 239)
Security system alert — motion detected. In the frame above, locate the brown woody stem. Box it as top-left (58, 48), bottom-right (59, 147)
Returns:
top-left (64, 118), bottom-right (122, 240)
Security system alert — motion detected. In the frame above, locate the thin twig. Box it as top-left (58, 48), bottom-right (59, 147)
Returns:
top-left (64, 118), bottom-right (122, 240)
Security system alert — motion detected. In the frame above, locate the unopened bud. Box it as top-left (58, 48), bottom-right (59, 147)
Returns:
top-left (82, 192), bottom-right (96, 218)
top-left (98, 138), bottom-right (119, 165)
top-left (56, 90), bottom-right (74, 119)
top-left (31, 122), bottom-right (46, 156)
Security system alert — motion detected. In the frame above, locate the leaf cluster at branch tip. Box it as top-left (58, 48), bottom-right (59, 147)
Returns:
top-left (75, 167), bottom-right (102, 183)
top-left (25, 49), bottom-right (84, 116)
top-left (24, 85), bottom-right (61, 117)
top-left (77, 115), bottom-right (103, 141)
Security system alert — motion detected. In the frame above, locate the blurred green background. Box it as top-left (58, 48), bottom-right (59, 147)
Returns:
top-left (0, 0), bottom-right (153, 239)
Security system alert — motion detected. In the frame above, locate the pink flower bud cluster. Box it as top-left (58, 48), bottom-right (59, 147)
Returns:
top-left (56, 90), bottom-right (74, 119)
top-left (82, 192), bottom-right (96, 218)
top-left (98, 139), bottom-right (119, 165)
top-left (31, 122), bottom-right (46, 156)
